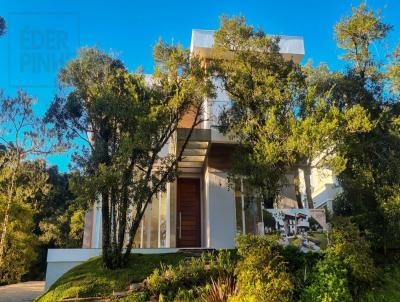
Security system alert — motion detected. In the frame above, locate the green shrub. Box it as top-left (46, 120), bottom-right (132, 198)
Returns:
top-left (329, 217), bottom-right (377, 299)
top-left (300, 254), bottom-right (352, 302)
top-left (118, 292), bottom-right (149, 302)
top-left (301, 217), bottom-right (377, 302)
top-left (281, 245), bottom-right (320, 300)
top-left (146, 250), bottom-right (236, 301)
top-left (361, 264), bottom-right (400, 302)
top-left (229, 235), bottom-right (294, 302)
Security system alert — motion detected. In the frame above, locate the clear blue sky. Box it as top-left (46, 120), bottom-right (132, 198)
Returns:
top-left (0, 0), bottom-right (399, 172)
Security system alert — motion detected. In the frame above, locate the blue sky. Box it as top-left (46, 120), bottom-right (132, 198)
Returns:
top-left (0, 0), bottom-right (399, 172)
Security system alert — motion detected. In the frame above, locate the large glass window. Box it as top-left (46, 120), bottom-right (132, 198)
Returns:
top-left (128, 189), bottom-right (168, 248)
top-left (150, 195), bottom-right (159, 248)
top-left (159, 191), bottom-right (167, 247)
top-left (235, 180), bottom-right (264, 235)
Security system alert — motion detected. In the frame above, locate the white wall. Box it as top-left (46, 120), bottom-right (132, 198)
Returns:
top-left (205, 171), bottom-right (236, 249)
top-left (298, 166), bottom-right (341, 210)
top-left (45, 249), bottom-right (101, 290)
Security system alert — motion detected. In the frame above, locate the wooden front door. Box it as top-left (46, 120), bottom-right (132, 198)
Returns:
top-left (177, 178), bottom-right (201, 247)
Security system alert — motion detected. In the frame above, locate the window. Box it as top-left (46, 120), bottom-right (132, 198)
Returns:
top-left (235, 180), bottom-right (264, 235)
top-left (129, 190), bottom-right (168, 248)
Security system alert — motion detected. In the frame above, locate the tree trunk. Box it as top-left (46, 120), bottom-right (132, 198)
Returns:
top-left (101, 190), bottom-right (113, 268)
top-left (0, 164), bottom-right (18, 268)
top-left (124, 198), bottom-right (151, 263)
top-left (116, 169), bottom-right (131, 264)
top-left (294, 170), bottom-right (303, 209)
top-left (303, 165), bottom-right (314, 209)
top-left (123, 214), bottom-right (141, 263)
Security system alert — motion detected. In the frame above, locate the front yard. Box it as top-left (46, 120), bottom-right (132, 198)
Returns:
top-left (36, 253), bottom-right (186, 302)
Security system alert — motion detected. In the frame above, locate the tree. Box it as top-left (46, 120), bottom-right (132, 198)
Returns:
top-left (332, 3), bottom-right (400, 254)
top-left (46, 45), bottom-right (214, 268)
top-left (294, 63), bottom-right (372, 208)
top-left (211, 16), bottom-right (371, 211)
top-left (211, 16), bottom-right (304, 208)
top-left (0, 91), bottom-right (56, 283)
top-left (335, 3), bottom-right (392, 80)
top-left (36, 167), bottom-right (80, 248)
top-left (388, 45), bottom-right (400, 92)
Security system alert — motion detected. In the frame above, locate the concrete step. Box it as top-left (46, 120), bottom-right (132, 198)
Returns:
top-left (181, 155), bottom-right (205, 162)
top-left (182, 148), bottom-right (207, 156)
top-left (178, 161), bottom-right (203, 168)
top-left (186, 141), bottom-right (208, 149)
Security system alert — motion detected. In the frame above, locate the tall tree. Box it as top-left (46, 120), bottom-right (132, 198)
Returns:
top-left (333, 3), bottom-right (400, 253)
top-left (46, 45), bottom-right (214, 268)
top-left (36, 167), bottom-right (79, 248)
top-left (0, 91), bottom-right (55, 283)
top-left (295, 63), bottom-right (372, 208)
top-left (211, 16), bottom-right (370, 211)
top-left (211, 16), bottom-right (304, 208)
top-left (388, 45), bottom-right (400, 92)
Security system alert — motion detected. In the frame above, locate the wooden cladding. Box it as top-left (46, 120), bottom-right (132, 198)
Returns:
top-left (178, 106), bottom-right (203, 129)
top-left (176, 178), bottom-right (201, 247)
top-left (208, 143), bottom-right (236, 172)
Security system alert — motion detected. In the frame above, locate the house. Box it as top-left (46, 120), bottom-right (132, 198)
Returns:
top-left (44, 29), bottom-right (340, 289)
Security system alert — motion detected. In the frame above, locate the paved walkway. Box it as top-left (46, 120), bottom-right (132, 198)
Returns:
top-left (0, 281), bottom-right (45, 302)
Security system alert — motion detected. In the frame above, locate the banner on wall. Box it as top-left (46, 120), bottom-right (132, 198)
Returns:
top-left (262, 208), bottom-right (328, 252)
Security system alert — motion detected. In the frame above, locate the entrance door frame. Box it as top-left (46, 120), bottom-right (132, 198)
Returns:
top-left (176, 177), bottom-right (202, 248)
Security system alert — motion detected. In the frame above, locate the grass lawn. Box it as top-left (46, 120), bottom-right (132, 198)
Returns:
top-left (36, 253), bottom-right (186, 302)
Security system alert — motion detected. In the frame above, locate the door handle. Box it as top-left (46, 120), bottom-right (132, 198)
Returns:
top-left (179, 211), bottom-right (182, 239)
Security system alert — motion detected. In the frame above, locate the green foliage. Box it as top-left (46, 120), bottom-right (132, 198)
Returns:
top-left (301, 254), bottom-right (352, 302)
top-left (302, 218), bottom-right (376, 302)
top-left (332, 2), bottom-right (400, 256)
top-left (361, 264), bottom-right (400, 302)
top-left (36, 167), bottom-right (80, 248)
top-left (281, 245), bottom-right (320, 300)
top-left (328, 217), bottom-right (376, 298)
top-left (0, 91), bottom-right (58, 284)
top-left (36, 253), bottom-right (185, 302)
top-left (230, 235), bottom-right (293, 302)
top-left (211, 16), bottom-right (304, 207)
top-left (335, 3), bottom-right (392, 78)
top-left (46, 44), bottom-right (214, 268)
top-left (146, 251), bottom-right (236, 301)
top-left (295, 63), bottom-right (373, 209)
top-left (388, 45), bottom-right (400, 92)
top-left (0, 191), bottom-right (38, 284)
top-left (118, 292), bottom-right (149, 302)
top-left (212, 15), bottom-right (375, 210)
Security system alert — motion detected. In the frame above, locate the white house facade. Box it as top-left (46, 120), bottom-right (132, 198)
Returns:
top-left (45, 29), bottom-right (341, 289)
